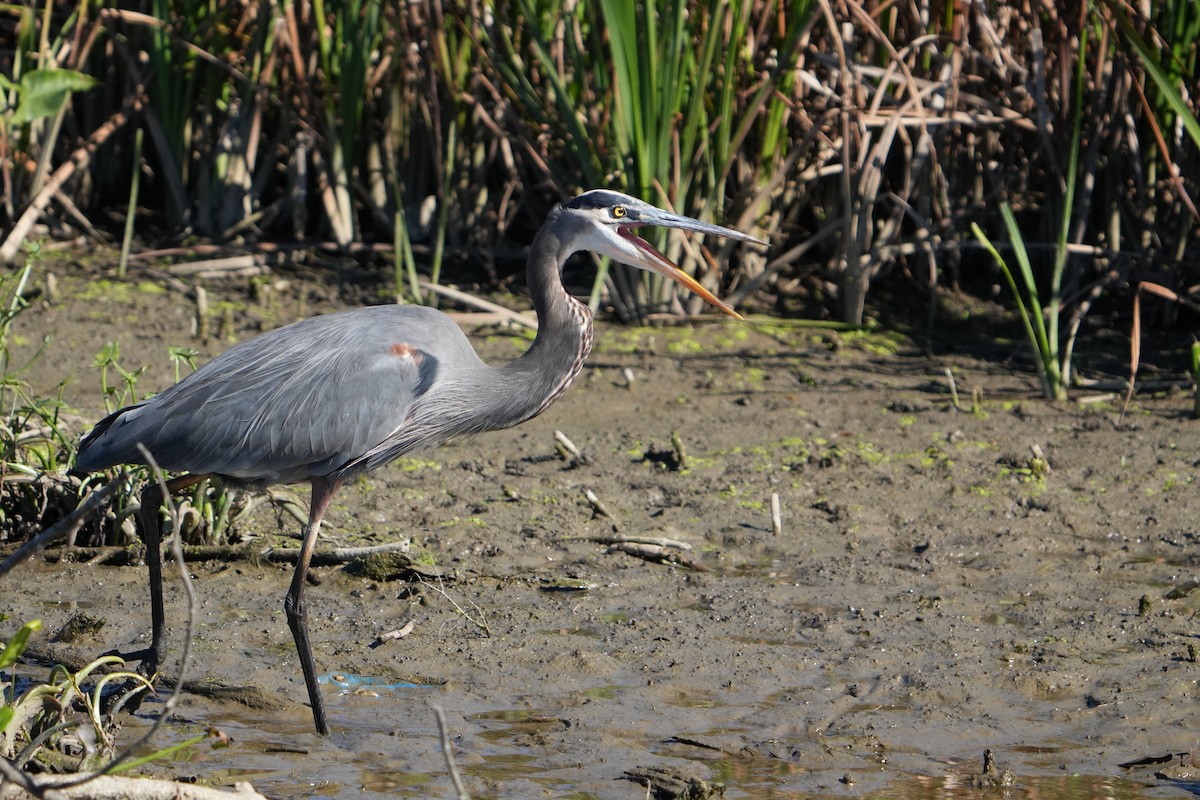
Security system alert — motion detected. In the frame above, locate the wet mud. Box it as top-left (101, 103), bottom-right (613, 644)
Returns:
top-left (3, 274), bottom-right (1199, 798)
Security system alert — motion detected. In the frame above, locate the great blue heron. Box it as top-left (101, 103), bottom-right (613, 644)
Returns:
top-left (75, 189), bottom-right (764, 735)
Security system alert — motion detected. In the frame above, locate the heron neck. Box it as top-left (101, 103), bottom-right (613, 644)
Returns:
top-left (490, 212), bottom-right (593, 429)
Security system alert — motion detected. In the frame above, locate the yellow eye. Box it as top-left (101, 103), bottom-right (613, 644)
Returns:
top-left (612, 206), bottom-right (627, 219)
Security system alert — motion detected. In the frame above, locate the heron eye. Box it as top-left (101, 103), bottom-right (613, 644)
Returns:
top-left (612, 206), bottom-right (627, 219)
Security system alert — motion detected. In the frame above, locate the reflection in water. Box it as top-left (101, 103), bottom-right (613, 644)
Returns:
top-left (884, 773), bottom-right (1137, 800)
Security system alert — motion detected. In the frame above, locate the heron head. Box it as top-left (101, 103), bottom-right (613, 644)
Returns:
top-left (562, 190), bottom-right (766, 320)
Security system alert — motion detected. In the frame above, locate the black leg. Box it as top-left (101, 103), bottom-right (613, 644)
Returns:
top-left (285, 475), bottom-right (341, 736)
top-left (137, 482), bottom-right (165, 677)
top-left (135, 473), bottom-right (209, 677)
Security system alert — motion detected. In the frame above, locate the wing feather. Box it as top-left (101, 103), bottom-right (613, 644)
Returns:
top-left (75, 306), bottom-right (471, 485)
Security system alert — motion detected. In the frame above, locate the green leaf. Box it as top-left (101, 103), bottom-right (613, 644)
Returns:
top-left (92, 341), bottom-right (120, 369)
top-left (1109, 4), bottom-right (1200, 151)
top-left (10, 69), bottom-right (99, 125)
top-left (0, 620), bottom-right (42, 669)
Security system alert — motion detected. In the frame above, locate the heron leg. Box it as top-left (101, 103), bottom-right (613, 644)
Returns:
top-left (135, 473), bottom-right (210, 676)
top-left (285, 475), bottom-right (341, 736)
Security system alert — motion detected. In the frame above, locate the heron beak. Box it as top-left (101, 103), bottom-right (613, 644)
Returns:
top-left (617, 211), bottom-right (766, 321)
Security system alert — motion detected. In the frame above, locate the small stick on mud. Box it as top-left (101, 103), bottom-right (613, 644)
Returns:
top-left (195, 286), bottom-right (209, 340)
top-left (1081, 377), bottom-right (1191, 391)
top-left (554, 429), bottom-right (581, 461)
top-left (1076, 393), bottom-right (1117, 405)
top-left (370, 620), bottom-right (415, 648)
top-left (584, 489), bottom-right (616, 526)
top-left (609, 542), bottom-right (710, 571)
top-left (1028, 443), bottom-right (1050, 474)
top-left (569, 533), bottom-right (692, 550)
top-left (945, 367), bottom-right (960, 410)
top-left (670, 431), bottom-right (688, 470)
top-left (771, 492), bottom-right (782, 536)
top-left (169, 255), bottom-right (266, 276)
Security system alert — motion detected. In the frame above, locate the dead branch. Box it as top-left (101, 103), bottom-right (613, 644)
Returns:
top-left (419, 281), bottom-right (537, 329)
top-left (568, 533), bottom-right (693, 550)
top-left (608, 542), bottom-right (711, 571)
top-left (0, 88), bottom-right (147, 265)
top-left (0, 775), bottom-right (268, 800)
top-left (17, 539), bottom-right (415, 569)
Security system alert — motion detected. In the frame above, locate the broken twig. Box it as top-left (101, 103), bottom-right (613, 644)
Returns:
top-left (584, 489), bottom-right (616, 526)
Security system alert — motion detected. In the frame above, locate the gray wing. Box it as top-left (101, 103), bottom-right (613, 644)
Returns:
top-left (75, 305), bottom-right (478, 485)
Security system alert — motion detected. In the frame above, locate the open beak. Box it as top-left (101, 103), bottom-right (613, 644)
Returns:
top-left (615, 210), bottom-right (766, 320)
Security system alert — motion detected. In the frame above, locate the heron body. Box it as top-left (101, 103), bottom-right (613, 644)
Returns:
top-left (77, 303), bottom-right (588, 486)
top-left (75, 190), bottom-right (763, 735)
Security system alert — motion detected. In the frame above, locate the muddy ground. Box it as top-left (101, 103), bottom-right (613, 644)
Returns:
top-left (3, 266), bottom-right (1199, 799)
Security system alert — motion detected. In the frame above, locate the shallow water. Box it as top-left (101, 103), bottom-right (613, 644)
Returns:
top-left (122, 688), bottom-right (1194, 799)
